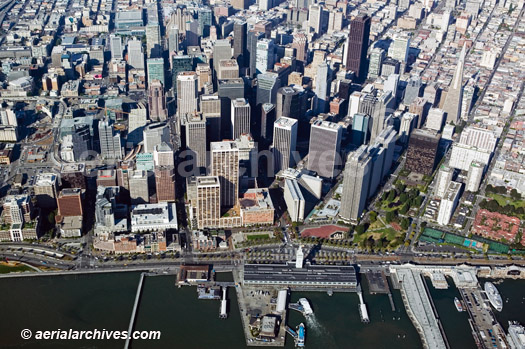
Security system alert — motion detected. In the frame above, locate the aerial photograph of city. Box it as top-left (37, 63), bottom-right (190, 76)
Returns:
top-left (0, 0), bottom-right (524, 347)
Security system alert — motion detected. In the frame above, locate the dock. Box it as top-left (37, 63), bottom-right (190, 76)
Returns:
top-left (357, 285), bottom-right (370, 323)
top-left (124, 272), bottom-right (146, 349)
top-left (220, 287), bottom-right (228, 319)
top-left (392, 268), bottom-right (447, 349)
top-left (459, 287), bottom-right (508, 348)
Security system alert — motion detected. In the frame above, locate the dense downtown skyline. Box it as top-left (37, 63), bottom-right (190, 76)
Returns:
top-left (0, 0), bottom-right (524, 347)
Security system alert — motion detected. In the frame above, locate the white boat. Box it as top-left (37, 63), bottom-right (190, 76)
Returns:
top-left (299, 298), bottom-right (313, 316)
top-left (485, 282), bottom-right (503, 312)
top-left (454, 297), bottom-right (464, 312)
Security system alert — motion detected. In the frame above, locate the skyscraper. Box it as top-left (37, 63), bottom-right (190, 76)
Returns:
top-left (167, 26), bottom-right (179, 54)
top-left (403, 76), bottom-right (422, 106)
top-left (308, 119), bottom-right (342, 179)
top-left (261, 103), bottom-right (276, 144)
top-left (200, 94), bottom-right (221, 142)
top-left (256, 38), bottom-right (275, 74)
top-left (147, 58), bottom-right (165, 86)
top-left (146, 24), bottom-right (162, 58)
top-left (358, 90), bottom-right (394, 144)
top-left (368, 47), bottom-right (385, 79)
top-left (155, 167), bottom-right (176, 202)
top-left (127, 38), bottom-right (144, 70)
top-left (218, 78), bottom-right (245, 139)
top-left (389, 33), bottom-right (410, 63)
top-left (308, 5), bottom-right (324, 35)
top-left (98, 119), bottom-right (122, 159)
top-left (154, 142), bottom-right (174, 167)
top-left (148, 80), bottom-right (167, 122)
top-left (272, 117), bottom-right (298, 174)
top-left (183, 114), bottom-right (207, 171)
top-left (291, 33), bottom-right (307, 63)
top-left (197, 7), bottom-right (212, 37)
top-left (217, 59), bottom-right (239, 79)
top-left (213, 40), bottom-right (232, 75)
top-left (276, 86), bottom-right (301, 120)
top-left (171, 55), bottom-right (193, 92)
top-left (211, 141), bottom-right (239, 208)
top-left (129, 170), bottom-right (149, 205)
top-left (352, 112), bottom-right (370, 146)
top-left (176, 71), bottom-right (198, 116)
top-left (443, 44), bottom-right (466, 124)
top-left (315, 62), bottom-right (330, 114)
top-left (405, 129), bottom-right (441, 175)
top-left (143, 122), bottom-right (170, 153)
top-left (231, 98), bottom-right (251, 140)
top-left (128, 103), bottom-right (147, 145)
top-left (256, 72), bottom-right (280, 106)
top-left (110, 34), bottom-right (123, 60)
top-left (247, 30), bottom-right (265, 77)
top-left (231, 0), bottom-right (248, 9)
top-left (343, 15), bottom-right (371, 81)
top-left (233, 21), bottom-right (247, 68)
top-left (195, 176), bottom-right (221, 229)
top-left (340, 146), bottom-right (372, 221)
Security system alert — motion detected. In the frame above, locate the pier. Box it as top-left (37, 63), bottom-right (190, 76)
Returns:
top-left (220, 287), bottom-right (228, 319)
top-left (392, 268), bottom-right (446, 349)
top-left (459, 287), bottom-right (508, 348)
top-left (124, 272), bottom-right (146, 349)
top-left (357, 286), bottom-right (370, 323)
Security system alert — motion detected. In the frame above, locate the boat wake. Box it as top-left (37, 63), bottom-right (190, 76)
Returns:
top-left (306, 315), bottom-right (338, 347)
top-left (306, 315), bottom-right (326, 334)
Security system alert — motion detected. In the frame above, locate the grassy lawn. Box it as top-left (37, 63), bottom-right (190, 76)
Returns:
top-left (488, 193), bottom-right (525, 208)
top-left (246, 234), bottom-right (270, 240)
top-left (353, 227), bottom-right (402, 249)
top-left (0, 262), bottom-right (34, 274)
top-left (369, 219), bottom-right (386, 230)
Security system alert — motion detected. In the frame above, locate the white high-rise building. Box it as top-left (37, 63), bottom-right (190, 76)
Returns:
top-left (308, 5), bottom-right (324, 34)
top-left (434, 165), bottom-right (453, 198)
top-left (231, 98), bottom-right (251, 140)
top-left (340, 145), bottom-right (372, 221)
top-left (449, 126), bottom-right (498, 171)
top-left (128, 170), bottom-right (149, 205)
top-left (399, 112), bottom-right (418, 144)
top-left (389, 34), bottom-right (410, 63)
top-left (127, 38), bottom-right (144, 70)
top-left (284, 179), bottom-right (305, 222)
top-left (272, 117), bottom-right (298, 174)
top-left (466, 161), bottom-right (484, 192)
top-left (256, 39), bottom-right (275, 74)
top-left (177, 72), bottom-right (198, 116)
top-left (348, 91), bottom-right (364, 117)
top-left (110, 35), bottom-right (123, 60)
top-left (437, 181), bottom-right (462, 226)
top-left (426, 108), bottom-right (445, 131)
top-left (128, 104), bottom-right (147, 145)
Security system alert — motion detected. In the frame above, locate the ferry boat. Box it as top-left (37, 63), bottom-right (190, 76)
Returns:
top-left (507, 321), bottom-right (525, 349)
top-left (454, 297), bottom-right (464, 312)
top-left (299, 298), bottom-right (313, 316)
top-left (296, 323), bottom-right (305, 348)
top-left (485, 282), bottom-right (503, 312)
